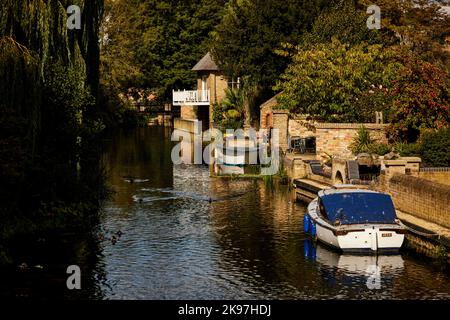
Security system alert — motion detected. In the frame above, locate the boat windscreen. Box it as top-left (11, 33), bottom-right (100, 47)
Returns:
top-left (320, 192), bottom-right (397, 225)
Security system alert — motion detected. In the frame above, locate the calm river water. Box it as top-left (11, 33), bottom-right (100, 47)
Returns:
top-left (2, 127), bottom-right (450, 299)
top-left (93, 127), bottom-right (450, 299)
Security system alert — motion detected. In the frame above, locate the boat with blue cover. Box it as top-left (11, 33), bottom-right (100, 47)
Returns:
top-left (304, 186), bottom-right (406, 253)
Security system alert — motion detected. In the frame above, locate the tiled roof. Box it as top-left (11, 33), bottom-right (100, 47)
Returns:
top-left (192, 52), bottom-right (219, 71)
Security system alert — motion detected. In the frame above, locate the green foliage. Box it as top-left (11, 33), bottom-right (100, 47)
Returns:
top-left (374, 0), bottom-right (450, 142)
top-left (350, 125), bottom-right (374, 155)
top-left (420, 128), bottom-right (450, 167)
top-left (390, 129), bottom-right (450, 167)
top-left (263, 174), bottom-right (274, 190)
top-left (211, 0), bottom-right (327, 86)
top-left (101, 0), bottom-right (227, 105)
top-left (275, 0), bottom-right (448, 137)
top-left (350, 130), bottom-right (390, 155)
top-left (100, 0), bottom-right (143, 91)
top-left (367, 143), bottom-right (391, 156)
top-left (393, 142), bottom-right (421, 157)
top-left (43, 61), bottom-right (94, 121)
top-left (210, 0), bottom-right (329, 122)
top-left (304, 0), bottom-right (381, 46)
top-left (0, 0), bottom-right (106, 243)
top-left (0, 37), bottom-right (41, 187)
top-left (99, 0), bottom-right (143, 124)
top-left (276, 40), bottom-right (401, 122)
top-left (213, 88), bottom-right (245, 130)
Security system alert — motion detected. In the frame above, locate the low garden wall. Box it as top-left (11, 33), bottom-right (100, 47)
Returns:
top-left (418, 167), bottom-right (450, 186)
top-left (275, 114), bottom-right (388, 157)
top-left (378, 174), bottom-right (450, 229)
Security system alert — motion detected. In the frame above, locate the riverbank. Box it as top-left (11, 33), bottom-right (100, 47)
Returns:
top-left (285, 155), bottom-right (450, 264)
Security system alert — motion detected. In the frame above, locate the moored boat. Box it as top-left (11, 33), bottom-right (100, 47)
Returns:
top-left (304, 186), bottom-right (406, 253)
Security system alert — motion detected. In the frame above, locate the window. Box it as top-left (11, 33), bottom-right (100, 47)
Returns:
top-left (228, 77), bottom-right (241, 90)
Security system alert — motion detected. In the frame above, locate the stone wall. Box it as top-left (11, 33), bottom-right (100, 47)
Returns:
top-left (418, 168), bottom-right (450, 186)
top-left (196, 71), bottom-right (228, 105)
top-left (180, 105), bottom-right (197, 120)
top-left (196, 71), bottom-right (229, 125)
top-left (288, 118), bottom-right (315, 137)
top-left (174, 118), bottom-right (200, 134)
top-left (211, 73), bottom-right (228, 126)
top-left (260, 93), bottom-right (282, 129)
top-left (260, 103), bottom-right (273, 129)
top-left (272, 110), bottom-right (289, 152)
top-left (212, 72), bottom-right (229, 105)
top-left (270, 112), bottom-right (389, 157)
top-left (404, 233), bottom-right (450, 262)
top-left (314, 123), bottom-right (387, 158)
top-left (260, 103), bottom-right (389, 158)
top-left (378, 174), bottom-right (450, 229)
top-left (284, 154), bottom-right (315, 180)
top-left (288, 120), bottom-right (388, 158)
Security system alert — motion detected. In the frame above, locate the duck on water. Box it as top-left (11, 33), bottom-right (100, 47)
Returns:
top-left (304, 185), bottom-right (406, 253)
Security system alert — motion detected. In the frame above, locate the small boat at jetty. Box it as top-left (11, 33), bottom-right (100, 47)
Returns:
top-left (304, 186), bottom-right (406, 253)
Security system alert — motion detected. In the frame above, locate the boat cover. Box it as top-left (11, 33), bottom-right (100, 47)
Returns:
top-left (320, 192), bottom-right (397, 225)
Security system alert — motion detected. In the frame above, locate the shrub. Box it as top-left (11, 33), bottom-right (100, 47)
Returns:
top-left (227, 109), bottom-right (241, 119)
top-left (213, 88), bottom-right (244, 130)
top-left (368, 143), bottom-right (391, 156)
top-left (393, 142), bottom-right (421, 157)
top-left (350, 125), bottom-right (373, 154)
top-left (420, 128), bottom-right (450, 167)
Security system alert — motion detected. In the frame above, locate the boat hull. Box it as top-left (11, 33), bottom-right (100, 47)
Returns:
top-left (306, 198), bottom-right (405, 253)
top-left (315, 223), bottom-right (404, 253)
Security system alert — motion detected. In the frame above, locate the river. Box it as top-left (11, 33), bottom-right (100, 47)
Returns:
top-left (2, 127), bottom-right (450, 299)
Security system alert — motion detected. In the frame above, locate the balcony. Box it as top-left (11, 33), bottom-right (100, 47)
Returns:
top-left (172, 90), bottom-right (210, 106)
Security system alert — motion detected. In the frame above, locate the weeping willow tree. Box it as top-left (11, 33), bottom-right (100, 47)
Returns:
top-left (0, 0), bottom-right (105, 247)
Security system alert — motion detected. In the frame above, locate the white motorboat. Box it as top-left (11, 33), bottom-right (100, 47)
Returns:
top-left (304, 186), bottom-right (406, 253)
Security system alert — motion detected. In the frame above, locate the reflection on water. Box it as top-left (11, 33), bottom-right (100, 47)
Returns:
top-left (305, 241), bottom-right (407, 297)
top-left (94, 127), bottom-right (450, 299)
top-left (2, 127), bottom-right (449, 299)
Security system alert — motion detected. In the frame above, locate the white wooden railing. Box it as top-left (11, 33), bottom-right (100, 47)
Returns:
top-left (172, 90), bottom-right (210, 106)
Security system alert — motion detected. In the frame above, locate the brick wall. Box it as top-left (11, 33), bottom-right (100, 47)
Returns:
top-left (272, 110), bottom-right (289, 151)
top-left (315, 123), bottom-right (387, 158)
top-left (199, 71), bottom-right (228, 105)
top-left (287, 121), bottom-right (388, 158)
top-left (418, 168), bottom-right (450, 186)
top-left (213, 72), bottom-right (228, 105)
top-left (378, 174), bottom-right (450, 229)
top-left (259, 93), bottom-right (282, 129)
top-left (181, 105), bottom-right (197, 120)
top-left (260, 103), bottom-right (273, 129)
top-left (196, 71), bottom-right (229, 125)
top-left (271, 114), bottom-right (389, 157)
top-left (289, 119), bottom-right (315, 137)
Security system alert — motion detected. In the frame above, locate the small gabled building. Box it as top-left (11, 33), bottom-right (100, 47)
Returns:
top-left (173, 52), bottom-right (231, 129)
